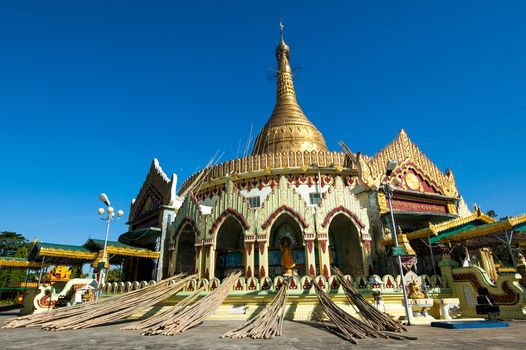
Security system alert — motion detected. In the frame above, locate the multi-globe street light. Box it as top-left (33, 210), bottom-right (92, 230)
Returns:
top-left (97, 193), bottom-right (123, 297)
top-left (383, 160), bottom-right (412, 325)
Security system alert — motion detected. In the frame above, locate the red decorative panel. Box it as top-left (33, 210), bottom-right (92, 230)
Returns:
top-left (392, 199), bottom-right (447, 213)
top-left (258, 242), bottom-right (265, 256)
top-left (307, 240), bottom-right (314, 254)
top-left (246, 266), bottom-right (252, 278)
top-left (323, 265), bottom-right (329, 279)
top-left (259, 265), bottom-right (266, 278)
top-left (235, 280), bottom-right (243, 290)
top-left (248, 279), bottom-right (256, 290)
top-left (320, 240), bottom-right (327, 254)
top-left (261, 205), bottom-right (309, 229)
top-left (209, 208), bottom-right (250, 234)
top-left (246, 242), bottom-right (253, 256)
top-left (309, 264), bottom-right (315, 276)
top-left (321, 206), bottom-right (365, 228)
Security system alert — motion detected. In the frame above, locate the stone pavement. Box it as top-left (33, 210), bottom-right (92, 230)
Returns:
top-left (1, 313), bottom-right (525, 350)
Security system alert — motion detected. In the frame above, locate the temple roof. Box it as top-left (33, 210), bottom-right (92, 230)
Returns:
top-left (252, 22), bottom-right (328, 155)
top-left (434, 213), bottom-right (526, 244)
top-left (84, 239), bottom-right (160, 259)
top-left (0, 256), bottom-right (47, 269)
top-left (383, 209), bottom-right (495, 246)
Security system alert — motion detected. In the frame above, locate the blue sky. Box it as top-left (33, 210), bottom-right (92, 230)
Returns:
top-left (0, 1), bottom-right (525, 246)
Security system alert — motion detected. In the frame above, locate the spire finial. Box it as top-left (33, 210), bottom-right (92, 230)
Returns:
top-left (279, 18), bottom-right (284, 41)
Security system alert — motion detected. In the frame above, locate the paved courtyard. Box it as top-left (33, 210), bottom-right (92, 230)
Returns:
top-left (1, 313), bottom-right (525, 350)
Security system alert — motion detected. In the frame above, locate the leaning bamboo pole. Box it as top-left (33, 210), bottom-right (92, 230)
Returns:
top-left (122, 285), bottom-right (206, 331)
top-left (332, 267), bottom-right (408, 333)
top-left (142, 271), bottom-right (241, 336)
top-left (2, 274), bottom-right (189, 330)
top-left (312, 279), bottom-right (416, 344)
top-left (43, 275), bottom-right (196, 331)
top-left (222, 281), bottom-right (288, 339)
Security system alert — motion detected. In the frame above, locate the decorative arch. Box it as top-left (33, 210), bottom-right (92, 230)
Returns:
top-left (262, 205), bottom-right (309, 230)
top-left (174, 217), bottom-right (200, 239)
top-left (209, 208), bottom-right (250, 236)
top-left (322, 206), bottom-right (365, 230)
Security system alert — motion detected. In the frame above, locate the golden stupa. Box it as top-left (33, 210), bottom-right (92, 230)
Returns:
top-left (252, 24), bottom-right (328, 155)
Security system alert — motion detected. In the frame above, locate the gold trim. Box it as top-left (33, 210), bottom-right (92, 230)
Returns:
top-left (360, 130), bottom-right (459, 197)
top-left (444, 214), bottom-right (526, 243)
top-left (0, 258), bottom-right (46, 268)
top-left (382, 209), bottom-right (496, 246)
top-left (106, 246), bottom-right (160, 259)
top-left (39, 247), bottom-right (97, 260)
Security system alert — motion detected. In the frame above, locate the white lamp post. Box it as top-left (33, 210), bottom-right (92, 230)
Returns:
top-left (383, 160), bottom-right (412, 325)
top-left (97, 193), bottom-right (123, 297)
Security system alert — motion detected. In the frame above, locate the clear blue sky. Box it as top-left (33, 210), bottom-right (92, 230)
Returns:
top-left (1, 1), bottom-right (525, 246)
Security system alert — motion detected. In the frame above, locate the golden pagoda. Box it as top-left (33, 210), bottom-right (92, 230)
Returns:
top-left (252, 21), bottom-right (328, 155)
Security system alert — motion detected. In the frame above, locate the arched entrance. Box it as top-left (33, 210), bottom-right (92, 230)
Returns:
top-left (174, 223), bottom-right (197, 275)
top-left (268, 213), bottom-right (305, 277)
top-left (328, 213), bottom-right (363, 275)
top-left (215, 216), bottom-right (245, 280)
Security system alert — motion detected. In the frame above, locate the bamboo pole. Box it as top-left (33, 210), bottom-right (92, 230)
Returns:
top-left (142, 271), bottom-right (241, 336)
top-left (312, 278), bottom-right (416, 344)
top-left (222, 281), bottom-right (288, 339)
top-left (3, 274), bottom-right (188, 330)
top-left (332, 267), bottom-right (408, 333)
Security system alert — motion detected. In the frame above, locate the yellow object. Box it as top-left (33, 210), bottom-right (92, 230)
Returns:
top-left (408, 280), bottom-right (425, 299)
top-left (45, 265), bottom-right (72, 282)
top-left (252, 27), bottom-right (328, 155)
top-left (280, 239), bottom-right (296, 275)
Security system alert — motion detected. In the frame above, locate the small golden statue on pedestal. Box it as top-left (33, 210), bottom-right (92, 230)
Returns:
top-left (280, 237), bottom-right (296, 276)
top-left (408, 280), bottom-right (425, 299)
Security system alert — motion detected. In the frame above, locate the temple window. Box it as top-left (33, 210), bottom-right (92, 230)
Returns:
top-left (247, 196), bottom-right (261, 208)
top-left (309, 192), bottom-right (321, 205)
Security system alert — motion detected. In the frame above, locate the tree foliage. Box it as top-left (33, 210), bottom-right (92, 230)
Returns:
top-left (106, 268), bottom-right (122, 283)
top-left (0, 231), bottom-right (33, 289)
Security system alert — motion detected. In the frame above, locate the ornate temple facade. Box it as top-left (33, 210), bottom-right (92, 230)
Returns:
top-left (120, 29), bottom-right (471, 283)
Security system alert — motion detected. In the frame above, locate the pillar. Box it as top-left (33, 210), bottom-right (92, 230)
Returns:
top-left (194, 243), bottom-right (204, 277)
top-left (317, 232), bottom-right (331, 279)
top-left (256, 234), bottom-right (268, 278)
top-left (203, 239), bottom-right (215, 279)
top-left (244, 236), bottom-right (255, 278)
top-left (304, 232), bottom-right (317, 277)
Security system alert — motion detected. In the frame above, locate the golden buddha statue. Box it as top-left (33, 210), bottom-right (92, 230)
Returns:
top-left (408, 280), bottom-right (425, 299)
top-left (280, 237), bottom-right (296, 276)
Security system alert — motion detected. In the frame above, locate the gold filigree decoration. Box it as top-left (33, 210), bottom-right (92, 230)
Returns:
top-left (360, 130), bottom-right (459, 197)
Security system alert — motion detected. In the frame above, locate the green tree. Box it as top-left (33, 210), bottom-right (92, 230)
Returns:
top-left (0, 232), bottom-right (32, 289)
top-left (0, 231), bottom-right (29, 256)
top-left (106, 268), bottom-right (121, 283)
top-left (486, 210), bottom-right (498, 219)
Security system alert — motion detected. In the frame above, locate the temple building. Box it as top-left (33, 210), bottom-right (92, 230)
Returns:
top-left (120, 26), bottom-right (475, 283)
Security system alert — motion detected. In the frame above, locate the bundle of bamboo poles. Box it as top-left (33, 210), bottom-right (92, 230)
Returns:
top-left (222, 281), bottom-right (288, 339)
top-left (122, 285), bottom-right (206, 331)
top-left (333, 268), bottom-right (407, 333)
top-left (312, 280), bottom-right (416, 344)
top-left (3, 274), bottom-right (193, 330)
top-left (141, 271), bottom-right (242, 336)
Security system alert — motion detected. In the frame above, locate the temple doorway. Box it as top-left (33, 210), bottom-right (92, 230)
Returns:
top-left (215, 216), bottom-right (244, 280)
top-left (328, 213), bottom-right (363, 276)
top-left (268, 213), bottom-right (305, 277)
top-left (174, 223), bottom-right (197, 275)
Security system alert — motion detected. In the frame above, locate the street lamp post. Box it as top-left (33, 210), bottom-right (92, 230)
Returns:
top-left (97, 193), bottom-right (123, 297)
top-left (383, 160), bottom-right (412, 325)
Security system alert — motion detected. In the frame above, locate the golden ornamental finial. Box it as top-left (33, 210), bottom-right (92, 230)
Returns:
top-left (279, 18), bottom-right (284, 41)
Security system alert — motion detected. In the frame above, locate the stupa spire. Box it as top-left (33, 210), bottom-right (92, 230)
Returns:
top-left (252, 21), bottom-right (328, 155)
